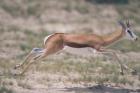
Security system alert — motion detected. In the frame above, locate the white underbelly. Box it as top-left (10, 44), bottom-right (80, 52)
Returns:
top-left (62, 46), bottom-right (97, 56)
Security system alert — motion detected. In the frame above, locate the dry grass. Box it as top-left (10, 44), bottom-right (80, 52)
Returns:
top-left (0, 54), bottom-right (140, 92)
top-left (0, 0), bottom-right (140, 93)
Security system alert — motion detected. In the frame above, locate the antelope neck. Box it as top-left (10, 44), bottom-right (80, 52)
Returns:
top-left (102, 29), bottom-right (125, 46)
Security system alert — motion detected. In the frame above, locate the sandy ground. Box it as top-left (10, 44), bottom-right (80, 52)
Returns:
top-left (12, 85), bottom-right (140, 93)
top-left (0, 1), bottom-right (140, 93)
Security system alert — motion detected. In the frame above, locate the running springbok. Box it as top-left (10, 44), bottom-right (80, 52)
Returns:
top-left (14, 20), bottom-right (138, 75)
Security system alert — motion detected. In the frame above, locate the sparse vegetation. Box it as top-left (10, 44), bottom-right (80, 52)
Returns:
top-left (0, 86), bottom-right (13, 93)
top-left (0, 0), bottom-right (140, 93)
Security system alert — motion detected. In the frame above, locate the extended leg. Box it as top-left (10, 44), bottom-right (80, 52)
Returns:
top-left (98, 48), bottom-right (133, 75)
top-left (14, 48), bottom-right (44, 70)
top-left (14, 52), bottom-right (34, 70)
top-left (17, 44), bottom-right (64, 75)
top-left (18, 53), bottom-right (46, 75)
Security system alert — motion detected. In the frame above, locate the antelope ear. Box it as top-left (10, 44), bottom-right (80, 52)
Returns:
top-left (118, 20), bottom-right (126, 29)
top-left (126, 20), bottom-right (130, 27)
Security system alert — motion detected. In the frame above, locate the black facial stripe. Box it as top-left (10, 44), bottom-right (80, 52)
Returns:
top-left (127, 30), bottom-right (133, 38)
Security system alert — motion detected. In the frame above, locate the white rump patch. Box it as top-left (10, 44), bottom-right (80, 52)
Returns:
top-left (43, 34), bottom-right (53, 45)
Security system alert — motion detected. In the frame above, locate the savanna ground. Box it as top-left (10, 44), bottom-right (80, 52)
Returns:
top-left (0, 0), bottom-right (140, 93)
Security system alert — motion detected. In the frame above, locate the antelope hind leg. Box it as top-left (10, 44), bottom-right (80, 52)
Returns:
top-left (17, 44), bottom-right (65, 75)
top-left (14, 48), bottom-right (44, 69)
top-left (18, 51), bottom-right (46, 75)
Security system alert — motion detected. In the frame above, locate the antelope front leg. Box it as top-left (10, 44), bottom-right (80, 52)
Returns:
top-left (98, 48), bottom-right (132, 75)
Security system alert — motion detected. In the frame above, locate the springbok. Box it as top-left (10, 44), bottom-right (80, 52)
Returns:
top-left (14, 20), bottom-right (138, 75)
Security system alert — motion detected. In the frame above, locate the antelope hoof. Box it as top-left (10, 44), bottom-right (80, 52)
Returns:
top-left (14, 64), bottom-right (20, 69)
top-left (120, 71), bottom-right (124, 75)
top-left (13, 73), bottom-right (19, 76)
top-left (13, 72), bottom-right (24, 76)
top-left (131, 70), bottom-right (137, 75)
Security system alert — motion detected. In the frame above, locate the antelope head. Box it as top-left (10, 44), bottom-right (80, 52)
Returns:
top-left (119, 20), bottom-right (138, 41)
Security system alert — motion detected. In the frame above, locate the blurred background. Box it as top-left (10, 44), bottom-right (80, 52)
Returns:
top-left (0, 0), bottom-right (140, 93)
